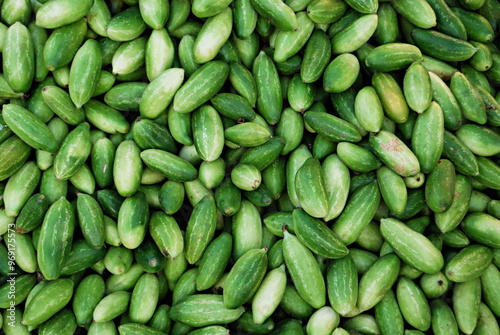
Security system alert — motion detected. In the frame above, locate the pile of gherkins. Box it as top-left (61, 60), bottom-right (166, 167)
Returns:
top-left (0, 0), bottom-right (500, 333)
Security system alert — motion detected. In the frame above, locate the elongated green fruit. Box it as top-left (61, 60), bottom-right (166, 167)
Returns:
top-left (411, 29), bottom-right (477, 62)
top-left (69, 39), bottom-right (102, 108)
top-left (73, 274), bottom-right (105, 327)
top-left (106, 6), bottom-right (147, 42)
top-left (287, 76), bottom-right (314, 115)
top-left (140, 68), bottom-right (184, 119)
top-left (196, 232), bottom-right (232, 291)
top-left (375, 289), bottom-right (405, 335)
top-left (2, 104), bottom-right (58, 152)
top-left (377, 166), bottom-right (407, 215)
top-left (253, 51), bottom-right (282, 125)
top-left (354, 86), bottom-right (383, 132)
top-left (357, 253), bottom-right (400, 312)
top-left (307, 0), bottom-right (347, 24)
top-left (210, 93), bottom-right (256, 122)
top-left (445, 245), bottom-right (492, 282)
top-left (104, 246), bottom-right (133, 276)
top-left (283, 230), bottom-right (326, 309)
top-left (366, 43), bottom-right (423, 72)
top-left (37, 308), bottom-right (77, 335)
top-left (77, 193), bottom-right (105, 249)
top-left (192, 105), bottom-right (224, 162)
top-left (225, 123), bottom-right (272, 147)
top-left (381, 218), bottom-right (444, 274)
top-left (301, 30), bottom-right (332, 84)
top-left (150, 212), bottom-right (184, 260)
top-left (22, 278), bottom-right (74, 327)
top-left (91, 137), bottom-right (115, 189)
top-left (450, 72), bottom-right (487, 125)
top-left (15, 193), bottom-right (48, 234)
top-left (93, 291), bottom-right (131, 323)
top-left (462, 213), bottom-right (500, 249)
top-left (294, 158), bottom-right (329, 219)
top-left (3, 22), bottom-right (34, 93)
top-left (479, 263), bottom-right (500, 320)
top-left (428, 71), bottom-right (462, 131)
top-left (427, 0), bottom-right (467, 40)
top-left (60, 239), bottom-right (106, 276)
top-left (327, 254), bottom-right (357, 316)
top-left (251, 264), bottom-right (287, 325)
top-left (452, 278), bottom-right (481, 334)
top-left (117, 192), bottom-right (149, 250)
top-left (274, 12), bottom-right (314, 63)
top-left (239, 137), bottom-right (285, 174)
top-left (105, 262), bottom-right (143, 293)
top-left (141, 149), bottom-right (198, 182)
top-left (370, 130), bottom-right (420, 177)
top-left (474, 81), bottom-right (500, 127)
top-left (1, 0), bottom-right (31, 26)
top-left (70, 163), bottom-right (95, 194)
top-left (177, 34), bottom-right (200, 79)
top-left (140, 0), bottom-right (169, 29)
top-left (373, 2), bottom-right (398, 44)
top-left (132, 119), bottom-right (176, 154)
top-left (392, 0), bottom-right (436, 29)
top-left (435, 174), bottom-right (472, 233)
top-left (425, 159), bottom-right (456, 213)
top-left (3, 161), bottom-right (40, 218)
top-left (173, 61), bottom-right (229, 114)
top-left (84, 99), bottom-right (129, 135)
top-left (145, 28), bottom-right (174, 82)
top-left (412, 102), bottom-right (444, 173)
top-left (372, 72), bottom-right (409, 123)
top-left (304, 111), bottom-right (362, 143)
top-left (193, 8), bottom-right (232, 64)
top-left (233, 0), bottom-right (258, 39)
top-left (231, 200), bottom-right (262, 260)
top-left (35, 0), bottom-right (93, 29)
top-left (332, 182), bottom-right (380, 245)
top-left (321, 155), bottom-right (349, 222)
top-left (442, 130), bottom-right (478, 176)
top-left (451, 7), bottom-right (494, 44)
top-left (170, 295), bottom-right (245, 327)
top-left (53, 123), bottom-right (91, 180)
top-left (129, 273), bottom-right (159, 324)
top-left (404, 61), bottom-right (432, 114)
top-left (42, 85), bottom-right (85, 125)
top-left (185, 195), bottom-right (217, 265)
top-left (37, 197), bottom-right (75, 280)
top-left (250, 0), bottom-right (298, 31)
top-left (293, 209), bottom-right (348, 259)
top-left (331, 14), bottom-right (378, 54)
top-left (158, 180), bottom-right (185, 216)
top-left (456, 124), bottom-right (500, 157)
top-left (68, 163), bottom-right (95, 194)
top-left (224, 248), bottom-right (267, 309)
top-left (192, 0), bottom-right (230, 18)
top-left (43, 19), bottom-right (87, 71)
top-left (474, 157), bottom-right (500, 190)
top-left (228, 62), bottom-right (257, 108)
top-left (86, 0), bottom-right (111, 37)
top-left (113, 140), bottom-right (142, 197)
top-left (306, 308), bottom-right (339, 335)
top-left (397, 277), bottom-right (431, 332)
top-left (343, 0), bottom-right (377, 13)
top-left (0, 273), bottom-right (36, 308)
top-left (474, 302), bottom-right (500, 335)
